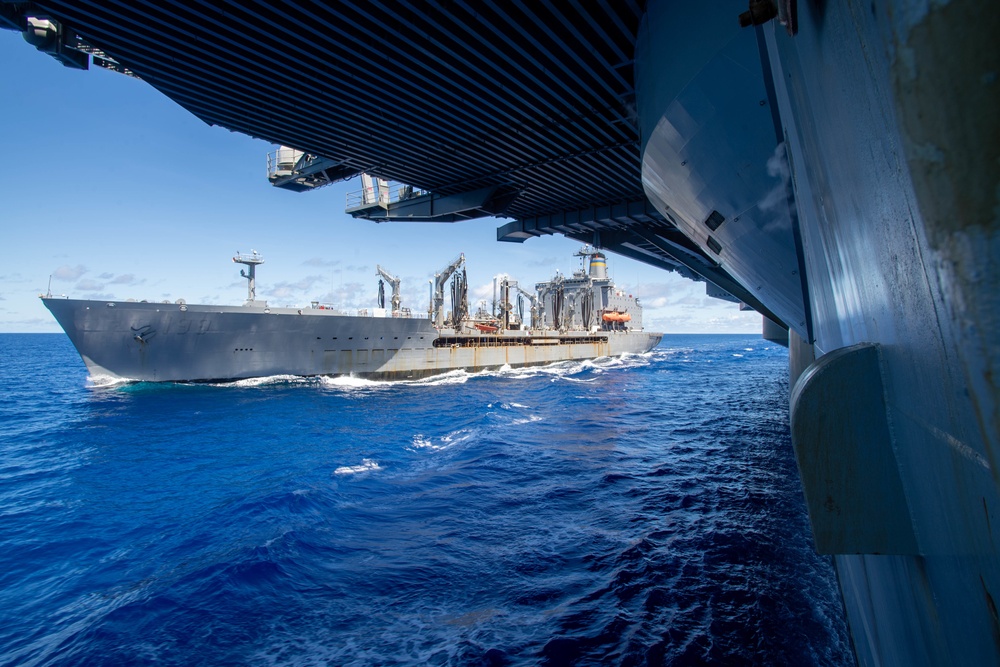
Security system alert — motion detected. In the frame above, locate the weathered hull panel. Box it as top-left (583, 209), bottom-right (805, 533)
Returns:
top-left (764, 3), bottom-right (1000, 665)
top-left (42, 298), bottom-right (661, 382)
top-left (636, 1), bottom-right (999, 664)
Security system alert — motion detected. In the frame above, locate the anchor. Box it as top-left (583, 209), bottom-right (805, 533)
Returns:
top-left (130, 324), bottom-right (156, 343)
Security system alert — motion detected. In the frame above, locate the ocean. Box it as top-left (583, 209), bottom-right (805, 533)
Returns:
top-left (0, 333), bottom-right (854, 666)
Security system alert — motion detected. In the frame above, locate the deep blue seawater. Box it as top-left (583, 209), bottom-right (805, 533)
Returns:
top-left (0, 333), bottom-right (854, 666)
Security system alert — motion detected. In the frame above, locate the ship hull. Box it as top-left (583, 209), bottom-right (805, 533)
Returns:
top-left (765, 4), bottom-right (1000, 665)
top-left (42, 298), bottom-right (661, 383)
top-left (635, 1), bottom-right (999, 664)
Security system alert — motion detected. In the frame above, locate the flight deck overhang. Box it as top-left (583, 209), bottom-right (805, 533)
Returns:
top-left (2, 0), bottom-right (796, 327)
top-left (347, 185), bottom-right (519, 224)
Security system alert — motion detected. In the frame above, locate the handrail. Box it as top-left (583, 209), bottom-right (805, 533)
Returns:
top-left (267, 147), bottom-right (308, 178)
top-left (345, 179), bottom-right (427, 209)
top-left (309, 303), bottom-right (426, 319)
top-left (233, 252), bottom-right (263, 264)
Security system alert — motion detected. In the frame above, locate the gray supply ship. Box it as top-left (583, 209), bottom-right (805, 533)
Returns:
top-left (41, 248), bottom-right (661, 383)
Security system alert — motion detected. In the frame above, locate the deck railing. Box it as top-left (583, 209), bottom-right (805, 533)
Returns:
top-left (345, 181), bottom-right (427, 209)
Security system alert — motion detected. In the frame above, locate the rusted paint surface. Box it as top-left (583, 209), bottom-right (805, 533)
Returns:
top-left (372, 338), bottom-right (623, 379)
top-left (760, 0), bottom-right (1000, 662)
top-left (889, 0), bottom-right (1000, 484)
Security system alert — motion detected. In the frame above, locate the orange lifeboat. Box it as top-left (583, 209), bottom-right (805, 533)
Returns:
top-left (474, 322), bottom-right (499, 333)
top-left (602, 311), bottom-right (631, 323)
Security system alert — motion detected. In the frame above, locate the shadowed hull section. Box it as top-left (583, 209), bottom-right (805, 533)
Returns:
top-left (636, 1), bottom-right (1000, 665)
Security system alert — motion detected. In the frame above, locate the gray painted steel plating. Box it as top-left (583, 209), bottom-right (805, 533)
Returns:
top-left (41, 298), bottom-right (660, 384)
top-left (635, 1), bottom-right (1000, 665)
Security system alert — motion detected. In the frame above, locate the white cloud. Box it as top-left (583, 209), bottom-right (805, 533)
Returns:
top-left (302, 257), bottom-right (341, 268)
top-left (522, 256), bottom-right (560, 268)
top-left (109, 273), bottom-right (145, 286)
top-left (470, 280), bottom-right (495, 302)
top-left (76, 279), bottom-right (105, 291)
top-left (52, 265), bottom-right (87, 281)
top-left (264, 274), bottom-right (327, 301)
top-left (314, 281), bottom-right (371, 310)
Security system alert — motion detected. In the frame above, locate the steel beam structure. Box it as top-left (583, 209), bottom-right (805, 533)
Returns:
top-left (4, 0), bottom-right (749, 303)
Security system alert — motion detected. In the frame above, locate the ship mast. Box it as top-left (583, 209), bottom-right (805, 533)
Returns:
top-left (233, 250), bottom-right (264, 305)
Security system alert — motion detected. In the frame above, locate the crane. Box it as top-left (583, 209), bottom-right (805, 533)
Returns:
top-left (375, 264), bottom-right (401, 313)
top-left (513, 283), bottom-right (540, 330)
top-left (431, 254), bottom-right (464, 327)
top-left (536, 273), bottom-right (562, 330)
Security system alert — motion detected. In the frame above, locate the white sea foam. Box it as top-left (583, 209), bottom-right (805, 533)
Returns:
top-left (732, 353), bottom-right (744, 358)
top-left (320, 375), bottom-right (390, 389)
top-left (221, 374), bottom-right (307, 387)
top-left (409, 435), bottom-right (439, 450)
top-left (559, 375), bottom-right (599, 383)
top-left (409, 369), bottom-right (472, 386)
top-left (440, 429), bottom-right (474, 445)
top-left (511, 414), bottom-right (543, 425)
top-left (408, 429), bottom-right (475, 452)
top-left (333, 458), bottom-right (381, 475)
top-left (470, 354), bottom-right (649, 384)
top-left (87, 374), bottom-right (135, 388)
top-left (494, 401), bottom-right (530, 410)
top-left (129, 349), bottom-right (654, 393)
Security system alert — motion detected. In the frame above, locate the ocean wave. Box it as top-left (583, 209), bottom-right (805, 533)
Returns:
top-left (87, 374), bottom-right (137, 388)
top-left (319, 375), bottom-right (392, 390)
top-left (407, 428), bottom-right (477, 453)
top-left (487, 401), bottom-right (532, 410)
top-left (2, 334), bottom-right (852, 666)
top-left (332, 459), bottom-right (381, 475)
top-left (125, 353), bottom-right (656, 393)
top-left (217, 374), bottom-right (312, 388)
top-left (408, 369), bottom-right (473, 386)
top-left (511, 414), bottom-right (543, 426)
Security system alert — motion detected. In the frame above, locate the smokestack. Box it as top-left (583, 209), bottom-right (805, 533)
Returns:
top-left (589, 252), bottom-right (608, 280)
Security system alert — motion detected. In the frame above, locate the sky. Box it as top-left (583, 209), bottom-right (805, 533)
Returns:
top-left (0, 32), bottom-right (762, 335)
